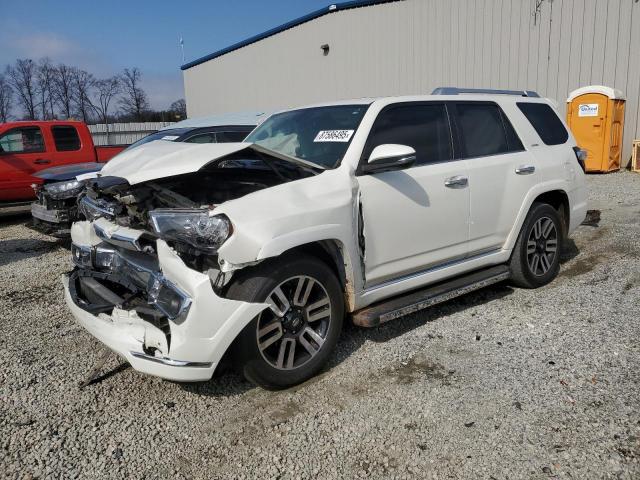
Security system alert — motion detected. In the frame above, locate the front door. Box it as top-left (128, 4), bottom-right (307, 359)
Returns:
top-left (357, 103), bottom-right (470, 287)
top-left (0, 126), bottom-right (48, 201)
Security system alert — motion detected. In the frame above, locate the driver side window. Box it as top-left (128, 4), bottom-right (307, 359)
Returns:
top-left (0, 127), bottom-right (45, 153)
top-left (364, 104), bottom-right (453, 166)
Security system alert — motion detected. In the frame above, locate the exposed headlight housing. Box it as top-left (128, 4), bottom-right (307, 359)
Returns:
top-left (149, 209), bottom-right (231, 253)
top-left (44, 179), bottom-right (85, 199)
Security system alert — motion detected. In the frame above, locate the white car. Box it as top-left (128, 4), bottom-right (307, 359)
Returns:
top-left (64, 88), bottom-right (588, 389)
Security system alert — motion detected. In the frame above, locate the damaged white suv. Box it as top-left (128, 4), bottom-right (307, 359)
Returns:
top-left (65, 88), bottom-right (588, 388)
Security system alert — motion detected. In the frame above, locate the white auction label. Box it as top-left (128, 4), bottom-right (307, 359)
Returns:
top-left (578, 104), bottom-right (599, 117)
top-left (313, 130), bottom-right (354, 142)
top-left (161, 135), bottom-right (180, 141)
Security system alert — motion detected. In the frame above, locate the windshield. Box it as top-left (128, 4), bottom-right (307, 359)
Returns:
top-left (244, 104), bottom-right (369, 168)
top-left (122, 128), bottom-right (191, 152)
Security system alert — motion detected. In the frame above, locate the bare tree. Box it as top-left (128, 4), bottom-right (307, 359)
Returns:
top-left (92, 76), bottom-right (121, 142)
top-left (170, 98), bottom-right (187, 119)
top-left (5, 59), bottom-right (38, 119)
top-left (118, 67), bottom-right (149, 121)
top-left (72, 69), bottom-right (95, 123)
top-left (0, 74), bottom-right (13, 122)
top-left (53, 64), bottom-right (75, 119)
top-left (36, 58), bottom-right (56, 119)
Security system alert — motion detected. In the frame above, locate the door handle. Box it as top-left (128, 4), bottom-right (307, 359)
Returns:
top-left (34, 158), bottom-right (51, 165)
top-left (515, 165), bottom-right (535, 175)
top-left (444, 175), bottom-right (468, 188)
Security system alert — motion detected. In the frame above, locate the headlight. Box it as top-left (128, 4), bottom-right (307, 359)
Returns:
top-left (44, 179), bottom-right (85, 199)
top-left (149, 209), bottom-right (231, 253)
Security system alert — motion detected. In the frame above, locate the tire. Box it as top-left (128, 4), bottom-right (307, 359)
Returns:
top-left (509, 202), bottom-right (563, 289)
top-left (226, 253), bottom-right (344, 389)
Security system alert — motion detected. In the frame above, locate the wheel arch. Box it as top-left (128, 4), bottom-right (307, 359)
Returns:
top-left (504, 184), bottom-right (571, 252)
top-left (268, 239), bottom-right (357, 313)
top-left (533, 189), bottom-right (570, 235)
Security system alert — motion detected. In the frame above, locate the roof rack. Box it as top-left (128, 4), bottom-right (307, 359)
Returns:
top-left (431, 87), bottom-right (540, 98)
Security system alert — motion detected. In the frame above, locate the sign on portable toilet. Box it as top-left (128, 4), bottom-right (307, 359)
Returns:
top-left (566, 86), bottom-right (625, 173)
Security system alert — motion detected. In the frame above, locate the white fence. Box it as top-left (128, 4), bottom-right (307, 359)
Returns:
top-left (88, 122), bottom-right (175, 146)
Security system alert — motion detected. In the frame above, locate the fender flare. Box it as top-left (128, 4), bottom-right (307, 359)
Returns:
top-left (502, 180), bottom-right (570, 252)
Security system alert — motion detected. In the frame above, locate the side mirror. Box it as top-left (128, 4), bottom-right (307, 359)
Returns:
top-left (361, 144), bottom-right (416, 174)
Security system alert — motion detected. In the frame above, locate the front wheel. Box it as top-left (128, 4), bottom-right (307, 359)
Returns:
top-left (226, 253), bottom-right (344, 389)
top-left (509, 202), bottom-right (563, 288)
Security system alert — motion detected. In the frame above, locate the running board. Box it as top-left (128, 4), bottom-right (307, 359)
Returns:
top-left (352, 265), bottom-right (510, 327)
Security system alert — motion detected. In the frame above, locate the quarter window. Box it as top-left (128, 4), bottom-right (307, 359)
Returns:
top-left (455, 103), bottom-right (523, 158)
top-left (184, 132), bottom-right (216, 144)
top-left (0, 127), bottom-right (45, 153)
top-left (216, 131), bottom-right (250, 142)
top-left (517, 102), bottom-right (569, 145)
top-left (52, 126), bottom-right (81, 151)
top-left (364, 104), bottom-right (452, 166)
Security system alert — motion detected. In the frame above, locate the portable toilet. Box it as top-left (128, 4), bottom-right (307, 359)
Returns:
top-left (566, 86), bottom-right (625, 172)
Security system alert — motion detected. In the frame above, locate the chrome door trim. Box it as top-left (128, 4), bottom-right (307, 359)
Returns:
top-left (363, 248), bottom-right (501, 295)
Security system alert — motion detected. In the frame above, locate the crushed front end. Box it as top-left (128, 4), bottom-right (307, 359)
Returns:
top-left (63, 170), bottom-right (283, 381)
top-left (30, 181), bottom-right (83, 237)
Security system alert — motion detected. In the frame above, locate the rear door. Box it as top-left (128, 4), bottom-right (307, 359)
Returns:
top-left (0, 125), bottom-right (48, 201)
top-left (452, 101), bottom-right (536, 255)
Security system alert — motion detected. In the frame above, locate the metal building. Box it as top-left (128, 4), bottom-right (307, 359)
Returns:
top-left (182, 0), bottom-right (640, 166)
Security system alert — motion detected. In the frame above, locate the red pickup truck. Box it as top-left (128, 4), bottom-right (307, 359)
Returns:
top-left (0, 120), bottom-right (125, 204)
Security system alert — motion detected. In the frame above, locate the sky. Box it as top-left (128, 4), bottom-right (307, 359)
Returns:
top-left (0, 0), bottom-right (332, 110)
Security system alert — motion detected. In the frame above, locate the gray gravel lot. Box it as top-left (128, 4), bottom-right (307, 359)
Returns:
top-left (1, 172), bottom-right (639, 479)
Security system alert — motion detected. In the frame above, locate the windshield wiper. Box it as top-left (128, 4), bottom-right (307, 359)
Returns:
top-left (250, 143), bottom-right (326, 175)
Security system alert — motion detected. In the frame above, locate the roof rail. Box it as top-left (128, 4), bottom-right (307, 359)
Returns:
top-left (431, 87), bottom-right (540, 98)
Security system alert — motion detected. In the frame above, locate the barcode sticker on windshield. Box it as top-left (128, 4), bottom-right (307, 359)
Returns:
top-left (314, 130), bottom-right (354, 142)
top-left (161, 135), bottom-right (179, 141)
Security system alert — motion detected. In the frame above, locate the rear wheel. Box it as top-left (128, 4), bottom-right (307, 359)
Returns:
top-left (226, 253), bottom-right (344, 389)
top-left (509, 202), bottom-right (563, 288)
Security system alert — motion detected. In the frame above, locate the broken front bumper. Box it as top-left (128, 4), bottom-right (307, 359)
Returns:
top-left (64, 220), bottom-right (268, 382)
top-left (30, 195), bottom-right (75, 237)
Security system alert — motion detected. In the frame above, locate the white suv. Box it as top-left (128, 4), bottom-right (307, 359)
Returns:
top-left (65, 88), bottom-right (588, 388)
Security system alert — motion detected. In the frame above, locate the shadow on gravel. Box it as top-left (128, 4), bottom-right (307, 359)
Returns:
top-left (0, 238), bottom-right (62, 267)
top-left (183, 283), bottom-right (516, 398)
top-left (560, 238), bottom-right (580, 264)
top-left (342, 283), bottom-right (514, 348)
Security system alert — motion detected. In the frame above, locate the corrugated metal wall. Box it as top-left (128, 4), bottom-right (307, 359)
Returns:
top-left (184, 0), bottom-right (640, 166)
top-left (88, 122), bottom-right (174, 145)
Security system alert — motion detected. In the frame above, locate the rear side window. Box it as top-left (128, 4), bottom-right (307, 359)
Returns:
top-left (52, 126), bottom-right (81, 151)
top-left (517, 103), bottom-right (569, 145)
top-left (364, 104), bottom-right (452, 165)
top-left (455, 103), bottom-right (523, 158)
top-left (0, 127), bottom-right (45, 153)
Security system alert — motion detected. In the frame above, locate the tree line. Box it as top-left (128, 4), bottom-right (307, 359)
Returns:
top-left (0, 58), bottom-right (187, 125)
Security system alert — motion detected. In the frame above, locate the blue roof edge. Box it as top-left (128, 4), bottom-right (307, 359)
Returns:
top-left (180, 0), bottom-right (399, 71)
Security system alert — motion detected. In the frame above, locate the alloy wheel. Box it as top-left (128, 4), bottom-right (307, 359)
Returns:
top-left (526, 216), bottom-right (558, 276)
top-left (256, 275), bottom-right (332, 370)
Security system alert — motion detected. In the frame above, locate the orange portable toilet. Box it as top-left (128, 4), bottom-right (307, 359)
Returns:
top-left (566, 86), bottom-right (625, 173)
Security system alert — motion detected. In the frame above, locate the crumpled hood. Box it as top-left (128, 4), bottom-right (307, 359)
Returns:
top-left (100, 140), bottom-right (252, 185)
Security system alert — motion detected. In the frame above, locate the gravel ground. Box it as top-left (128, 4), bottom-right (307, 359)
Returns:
top-left (1, 172), bottom-right (639, 479)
